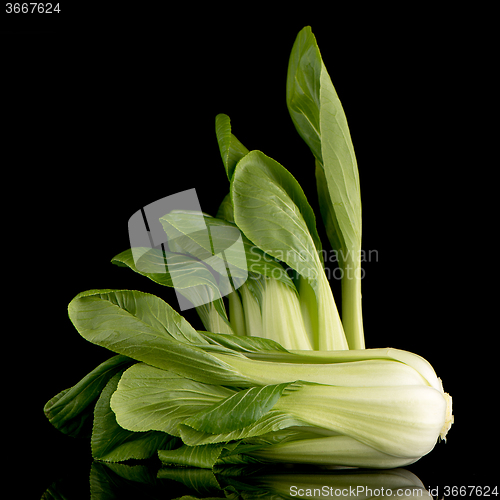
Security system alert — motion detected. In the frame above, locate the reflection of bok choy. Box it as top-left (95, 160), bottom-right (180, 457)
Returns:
top-left (44, 26), bottom-right (453, 469)
top-left (83, 462), bottom-right (432, 499)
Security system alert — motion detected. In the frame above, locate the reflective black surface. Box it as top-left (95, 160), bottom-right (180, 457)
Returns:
top-left (38, 449), bottom-right (496, 500)
top-left (35, 419), bottom-right (492, 499)
top-left (12, 13), bottom-right (489, 500)
top-left (41, 458), bottom-right (430, 499)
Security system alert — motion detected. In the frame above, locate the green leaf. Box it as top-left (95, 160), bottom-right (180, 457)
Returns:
top-left (231, 150), bottom-right (323, 288)
top-left (158, 441), bottom-right (265, 469)
top-left (109, 363), bottom-right (305, 448)
top-left (315, 161), bottom-right (343, 260)
top-left (179, 408), bottom-right (306, 446)
top-left (231, 150), bottom-right (347, 349)
top-left (112, 248), bottom-right (213, 291)
top-left (110, 363), bottom-right (236, 436)
top-left (215, 442), bottom-right (268, 465)
top-left (160, 210), bottom-right (248, 292)
top-left (68, 289), bottom-right (247, 385)
top-left (215, 113), bottom-right (249, 180)
top-left (160, 211), bottom-right (296, 292)
top-left (43, 354), bottom-right (133, 437)
top-left (112, 211), bottom-right (296, 330)
top-left (91, 372), bottom-right (175, 461)
top-left (286, 26), bottom-right (364, 349)
top-left (158, 443), bottom-right (231, 469)
top-left (216, 193), bottom-right (235, 223)
top-left (286, 26), bottom-right (322, 164)
top-left (200, 331), bottom-right (289, 355)
top-left (183, 383), bottom-right (291, 434)
top-left (70, 289), bottom-right (206, 344)
top-left (286, 26), bottom-right (361, 250)
top-left (111, 248), bottom-right (231, 333)
top-left (164, 213), bottom-right (298, 301)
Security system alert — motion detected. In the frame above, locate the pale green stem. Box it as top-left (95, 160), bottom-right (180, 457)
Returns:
top-left (261, 278), bottom-right (313, 350)
top-left (248, 434), bottom-right (418, 468)
top-left (228, 290), bottom-right (246, 336)
top-left (239, 284), bottom-right (263, 338)
top-left (316, 271), bottom-right (348, 350)
top-left (341, 251), bottom-right (365, 349)
top-left (297, 276), bottom-right (318, 348)
top-left (197, 301), bottom-right (234, 335)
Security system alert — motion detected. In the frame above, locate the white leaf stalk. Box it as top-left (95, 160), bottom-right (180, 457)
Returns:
top-left (227, 271), bottom-right (348, 351)
top-left (211, 349), bottom-right (453, 465)
top-left (250, 384), bottom-right (454, 468)
top-left (261, 278), bottom-right (312, 350)
top-left (227, 277), bottom-right (314, 350)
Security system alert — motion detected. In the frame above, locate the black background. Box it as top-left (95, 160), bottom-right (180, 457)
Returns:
top-left (3, 6), bottom-right (493, 498)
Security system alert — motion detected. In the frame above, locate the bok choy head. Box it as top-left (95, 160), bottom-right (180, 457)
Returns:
top-left (44, 25), bottom-right (453, 471)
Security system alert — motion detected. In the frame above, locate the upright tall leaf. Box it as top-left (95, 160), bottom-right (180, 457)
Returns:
top-left (287, 26), bottom-right (364, 349)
